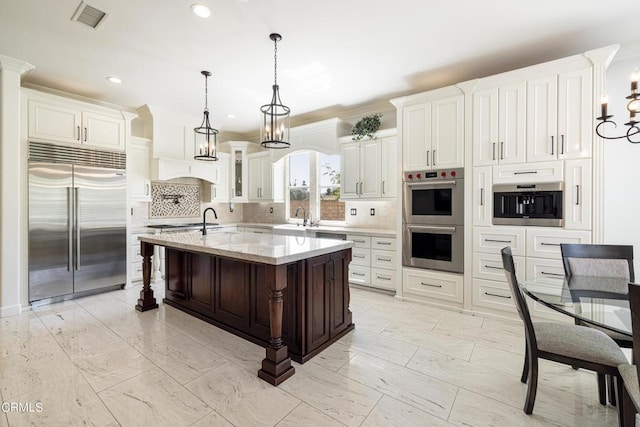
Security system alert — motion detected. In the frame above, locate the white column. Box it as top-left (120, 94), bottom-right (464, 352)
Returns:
top-left (0, 55), bottom-right (34, 317)
top-left (584, 44), bottom-right (620, 244)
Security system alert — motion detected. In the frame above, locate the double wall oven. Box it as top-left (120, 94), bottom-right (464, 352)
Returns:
top-left (402, 168), bottom-right (464, 273)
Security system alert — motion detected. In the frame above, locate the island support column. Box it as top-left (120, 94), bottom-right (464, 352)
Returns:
top-left (258, 264), bottom-right (295, 385)
top-left (136, 241), bottom-right (159, 312)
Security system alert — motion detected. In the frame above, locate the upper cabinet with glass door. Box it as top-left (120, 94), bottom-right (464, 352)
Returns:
top-left (228, 141), bottom-right (249, 202)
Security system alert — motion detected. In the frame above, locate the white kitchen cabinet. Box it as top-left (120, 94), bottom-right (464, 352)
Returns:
top-left (525, 228), bottom-right (591, 259)
top-left (380, 136), bottom-right (398, 198)
top-left (473, 252), bottom-right (525, 283)
top-left (129, 137), bottom-right (151, 201)
top-left (472, 279), bottom-right (515, 313)
top-left (492, 160), bottom-right (563, 184)
top-left (526, 68), bottom-right (592, 162)
top-left (525, 257), bottom-right (566, 284)
top-left (402, 94), bottom-right (464, 171)
top-left (403, 267), bottom-right (463, 303)
top-left (203, 152), bottom-right (230, 203)
top-left (248, 152), bottom-right (284, 202)
top-left (472, 166), bottom-right (492, 226)
top-left (340, 139), bottom-right (380, 199)
top-left (347, 234), bottom-right (396, 292)
top-left (473, 226), bottom-right (526, 256)
top-left (228, 141), bottom-right (249, 202)
top-left (472, 82), bottom-right (526, 166)
top-left (27, 94), bottom-right (125, 151)
top-left (564, 159), bottom-right (592, 230)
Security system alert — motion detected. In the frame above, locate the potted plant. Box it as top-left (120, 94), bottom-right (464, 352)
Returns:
top-left (351, 113), bottom-right (382, 141)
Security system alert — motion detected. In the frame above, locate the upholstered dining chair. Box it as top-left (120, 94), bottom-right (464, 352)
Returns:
top-left (618, 282), bottom-right (640, 426)
top-left (501, 246), bottom-right (627, 417)
top-left (561, 243), bottom-right (635, 405)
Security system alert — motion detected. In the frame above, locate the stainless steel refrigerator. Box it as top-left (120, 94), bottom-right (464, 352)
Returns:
top-left (28, 143), bottom-right (127, 302)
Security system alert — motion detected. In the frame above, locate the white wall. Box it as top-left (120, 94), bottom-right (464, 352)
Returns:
top-left (603, 55), bottom-right (640, 274)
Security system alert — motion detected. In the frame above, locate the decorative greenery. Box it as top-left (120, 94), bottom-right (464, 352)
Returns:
top-left (351, 113), bottom-right (382, 141)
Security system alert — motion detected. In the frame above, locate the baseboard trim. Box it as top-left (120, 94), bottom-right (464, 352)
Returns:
top-left (0, 303), bottom-right (22, 318)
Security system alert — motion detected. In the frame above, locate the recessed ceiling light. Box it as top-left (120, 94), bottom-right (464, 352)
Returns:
top-left (191, 3), bottom-right (211, 18)
top-left (106, 76), bottom-right (122, 84)
top-left (227, 114), bottom-right (236, 119)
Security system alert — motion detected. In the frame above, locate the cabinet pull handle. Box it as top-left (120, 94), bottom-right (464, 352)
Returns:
top-left (76, 125), bottom-right (80, 141)
top-left (500, 142), bottom-right (504, 160)
top-left (540, 242), bottom-right (561, 246)
top-left (550, 135), bottom-right (554, 155)
top-left (353, 239), bottom-right (366, 243)
top-left (377, 257), bottom-right (392, 262)
top-left (432, 150), bottom-right (436, 166)
top-left (353, 254), bottom-right (365, 258)
top-left (426, 150), bottom-right (430, 166)
top-left (484, 265), bottom-right (503, 270)
top-left (421, 282), bottom-right (442, 288)
top-left (353, 272), bottom-right (365, 277)
top-left (561, 134), bottom-right (565, 155)
top-left (84, 127), bottom-right (88, 142)
top-left (513, 171), bottom-right (538, 175)
top-left (480, 188), bottom-right (484, 206)
top-left (377, 275), bottom-right (391, 281)
top-left (376, 241), bottom-right (392, 246)
top-left (492, 142), bottom-right (496, 160)
top-left (382, 180), bottom-right (385, 194)
top-left (575, 184), bottom-right (580, 205)
top-left (484, 292), bottom-right (511, 299)
top-left (484, 238), bottom-right (512, 243)
top-left (146, 183), bottom-right (150, 196)
top-left (541, 271), bottom-right (565, 277)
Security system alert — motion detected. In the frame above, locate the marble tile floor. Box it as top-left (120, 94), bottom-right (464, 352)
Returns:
top-left (0, 285), bottom-right (624, 426)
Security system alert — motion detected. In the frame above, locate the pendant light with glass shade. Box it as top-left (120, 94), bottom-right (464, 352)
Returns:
top-left (194, 70), bottom-right (219, 161)
top-left (260, 33), bottom-right (290, 149)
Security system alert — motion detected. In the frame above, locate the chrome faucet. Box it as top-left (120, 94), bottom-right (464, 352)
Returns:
top-left (202, 207), bottom-right (218, 235)
top-left (294, 207), bottom-right (307, 226)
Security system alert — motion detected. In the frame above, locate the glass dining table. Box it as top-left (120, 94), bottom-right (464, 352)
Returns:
top-left (520, 275), bottom-right (632, 337)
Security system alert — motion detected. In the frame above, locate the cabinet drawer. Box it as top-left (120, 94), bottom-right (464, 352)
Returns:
top-left (371, 237), bottom-right (397, 251)
top-left (370, 268), bottom-right (395, 291)
top-left (525, 257), bottom-right (566, 284)
top-left (493, 161), bottom-right (563, 184)
top-left (473, 252), bottom-right (525, 282)
top-left (473, 227), bottom-right (526, 255)
top-left (526, 229), bottom-right (591, 259)
top-left (347, 234), bottom-right (371, 248)
top-left (371, 249), bottom-right (396, 270)
top-left (349, 265), bottom-right (370, 284)
top-left (473, 279), bottom-right (515, 313)
top-left (351, 248), bottom-right (371, 266)
top-left (131, 244), bottom-right (142, 259)
top-left (131, 262), bottom-right (143, 281)
top-left (403, 268), bottom-right (463, 303)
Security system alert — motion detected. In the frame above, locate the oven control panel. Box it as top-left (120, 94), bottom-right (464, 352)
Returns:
top-left (403, 168), bottom-right (464, 182)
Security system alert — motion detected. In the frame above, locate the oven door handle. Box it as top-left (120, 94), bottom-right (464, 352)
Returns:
top-left (407, 225), bottom-right (457, 233)
top-left (406, 180), bottom-right (457, 187)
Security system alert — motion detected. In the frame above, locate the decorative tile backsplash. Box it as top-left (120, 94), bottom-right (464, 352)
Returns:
top-left (150, 182), bottom-right (200, 218)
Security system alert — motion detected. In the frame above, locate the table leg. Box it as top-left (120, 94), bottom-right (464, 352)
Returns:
top-left (258, 264), bottom-right (295, 386)
top-left (135, 241), bottom-right (159, 312)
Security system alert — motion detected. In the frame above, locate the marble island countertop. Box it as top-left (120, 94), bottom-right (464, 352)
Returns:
top-left (138, 231), bottom-right (354, 265)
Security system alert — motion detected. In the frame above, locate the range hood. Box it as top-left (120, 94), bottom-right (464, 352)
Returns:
top-left (150, 158), bottom-right (220, 184)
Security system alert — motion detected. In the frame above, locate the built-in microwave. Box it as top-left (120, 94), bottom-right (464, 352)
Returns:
top-left (493, 182), bottom-right (563, 227)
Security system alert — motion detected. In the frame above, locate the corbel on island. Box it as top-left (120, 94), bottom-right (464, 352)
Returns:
top-left (135, 231), bottom-right (355, 386)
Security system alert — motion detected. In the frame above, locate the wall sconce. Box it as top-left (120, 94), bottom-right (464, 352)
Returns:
top-left (596, 69), bottom-right (640, 143)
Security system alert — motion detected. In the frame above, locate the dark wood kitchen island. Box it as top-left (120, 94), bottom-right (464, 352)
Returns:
top-left (136, 231), bottom-right (354, 386)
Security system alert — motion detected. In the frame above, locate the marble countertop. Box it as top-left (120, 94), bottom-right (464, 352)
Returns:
top-left (138, 231), bottom-right (354, 265)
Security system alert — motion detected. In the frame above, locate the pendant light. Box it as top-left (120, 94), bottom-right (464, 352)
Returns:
top-left (260, 33), bottom-right (290, 149)
top-left (194, 70), bottom-right (219, 161)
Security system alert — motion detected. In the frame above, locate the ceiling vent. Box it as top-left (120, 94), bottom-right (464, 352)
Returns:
top-left (71, 1), bottom-right (108, 29)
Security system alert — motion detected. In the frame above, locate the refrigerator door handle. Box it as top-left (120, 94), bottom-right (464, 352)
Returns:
top-left (75, 187), bottom-right (80, 270)
top-left (67, 187), bottom-right (73, 272)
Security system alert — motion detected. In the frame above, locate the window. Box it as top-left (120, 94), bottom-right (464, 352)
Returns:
top-left (288, 151), bottom-right (344, 222)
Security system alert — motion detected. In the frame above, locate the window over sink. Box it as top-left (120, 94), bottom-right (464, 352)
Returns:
top-left (287, 151), bottom-right (345, 222)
